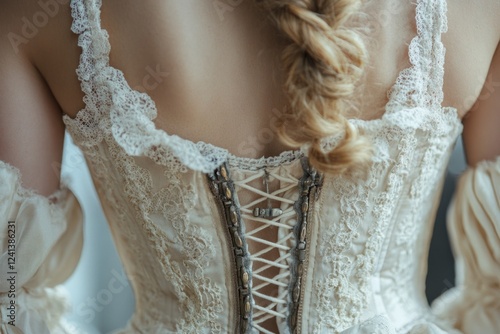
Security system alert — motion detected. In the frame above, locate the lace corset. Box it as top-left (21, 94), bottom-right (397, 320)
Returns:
top-left (62, 0), bottom-right (466, 333)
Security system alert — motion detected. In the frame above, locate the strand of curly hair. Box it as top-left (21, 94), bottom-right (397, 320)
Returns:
top-left (255, 0), bottom-right (373, 175)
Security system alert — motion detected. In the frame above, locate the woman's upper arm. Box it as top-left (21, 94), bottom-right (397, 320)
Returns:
top-left (0, 8), bottom-right (65, 197)
top-left (462, 40), bottom-right (500, 167)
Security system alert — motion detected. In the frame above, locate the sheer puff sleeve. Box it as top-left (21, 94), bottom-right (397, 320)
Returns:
top-left (0, 161), bottom-right (84, 334)
top-left (432, 156), bottom-right (500, 333)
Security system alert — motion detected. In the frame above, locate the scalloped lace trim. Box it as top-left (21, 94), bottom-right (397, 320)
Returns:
top-left (385, 0), bottom-right (448, 113)
top-left (0, 161), bottom-right (72, 205)
top-left (63, 0), bottom-right (461, 174)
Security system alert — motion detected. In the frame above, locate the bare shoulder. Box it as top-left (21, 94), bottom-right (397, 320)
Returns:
top-left (1, 0), bottom-right (83, 117)
top-left (1, 0), bottom-right (71, 57)
top-left (453, 0), bottom-right (500, 165)
top-left (453, 0), bottom-right (500, 34)
top-left (448, 0), bottom-right (500, 45)
top-left (441, 0), bottom-right (500, 118)
top-left (0, 1), bottom-right (72, 196)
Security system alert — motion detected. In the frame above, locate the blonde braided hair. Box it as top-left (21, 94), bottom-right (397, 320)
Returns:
top-left (256, 0), bottom-right (372, 174)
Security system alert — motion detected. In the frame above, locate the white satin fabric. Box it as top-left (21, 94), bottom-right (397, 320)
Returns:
top-left (62, 0), bottom-right (499, 332)
top-left (0, 162), bottom-right (84, 334)
top-left (2, 0), bottom-right (500, 332)
top-left (432, 157), bottom-right (500, 333)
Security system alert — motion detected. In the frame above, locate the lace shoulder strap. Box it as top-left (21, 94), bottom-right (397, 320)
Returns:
top-left (66, 0), bottom-right (232, 172)
top-left (386, 0), bottom-right (449, 113)
top-left (63, 0), bottom-right (114, 147)
top-left (70, 0), bottom-right (110, 92)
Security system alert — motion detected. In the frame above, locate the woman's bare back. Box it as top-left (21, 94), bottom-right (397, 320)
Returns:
top-left (0, 0), bottom-right (499, 194)
top-left (0, 2), bottom-right (499, 333)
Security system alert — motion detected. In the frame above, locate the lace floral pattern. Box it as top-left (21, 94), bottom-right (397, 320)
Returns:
top-left (104, 124), bottom-right (226, 333)
top-left (62, 0), bottom-right (465, 333)
top-left (309, 0), bottom-right (462, 332)
top-left (385, 0), bottom-right (448, 113)
top-left (66, 0), bottom-right (225, 332)
top-left (65, 0), bottom-right (304, 174)
top-left (311, 124), bottom-right (419, 333)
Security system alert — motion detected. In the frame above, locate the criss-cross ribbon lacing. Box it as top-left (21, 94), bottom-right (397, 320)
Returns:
top-left (233, 169), bottom-right (300, 333)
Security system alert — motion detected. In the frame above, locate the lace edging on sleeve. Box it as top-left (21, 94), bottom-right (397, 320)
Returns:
top-left (0, 161), bottom-right (84, 334)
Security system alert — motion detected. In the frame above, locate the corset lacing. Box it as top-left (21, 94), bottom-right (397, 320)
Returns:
top-left (233, 168), bottom-right (300, 333)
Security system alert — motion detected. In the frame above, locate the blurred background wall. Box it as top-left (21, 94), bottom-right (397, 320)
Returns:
top-left (60, 131), bottom-right (468, 333)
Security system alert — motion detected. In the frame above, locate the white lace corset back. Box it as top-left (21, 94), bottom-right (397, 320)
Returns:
top-left (63, 0), bottom-right (465, 333)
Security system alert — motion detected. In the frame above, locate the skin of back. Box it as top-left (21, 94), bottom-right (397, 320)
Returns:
top-left (0, 0), bottom-right (499, 193)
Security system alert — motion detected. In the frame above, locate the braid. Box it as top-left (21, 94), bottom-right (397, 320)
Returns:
top-left (255, 0), bottom-right (372, 175)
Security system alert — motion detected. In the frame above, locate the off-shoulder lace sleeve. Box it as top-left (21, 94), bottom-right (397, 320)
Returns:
top-left (432, 156), bottom-right (500, 333)
top-left (0, 161), bottom-right (84, 334)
